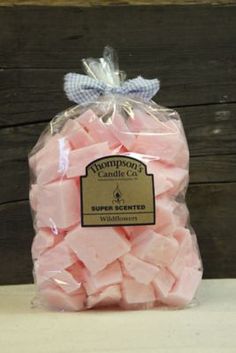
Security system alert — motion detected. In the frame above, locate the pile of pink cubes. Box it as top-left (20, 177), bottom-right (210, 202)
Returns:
top-left (29, 103), bottom-right (202, 311)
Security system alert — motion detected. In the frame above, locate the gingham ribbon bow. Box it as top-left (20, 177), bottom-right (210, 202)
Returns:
top-left (64, 73), bottom-right (160, 105)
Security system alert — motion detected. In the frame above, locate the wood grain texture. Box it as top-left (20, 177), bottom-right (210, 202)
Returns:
top-left (0, 200), bottom-right (34, 285)
top-left (0, 103), bottom-right (236, 204)
top-left (1, 68), bottom-right (236, 127)
top-left (0, 5), bottom-right (235, 105)
top-left (1, 182), bottom-right (235, 284)
top-left (0, 4), bottom-right (236, 283)
top-left (188, 183), bottom-right (236, 280)
top-left (0, 0), bottom-right (235, 6)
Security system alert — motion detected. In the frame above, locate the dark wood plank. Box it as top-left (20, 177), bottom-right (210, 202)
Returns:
top-left (0, 69), bottom-right (69, 127)
top-left (0, 4), bottom-right (235, 284)
top-left (179, 103), bottom-right (236, 156)
top-left (0, 5), bottom-right (235, 113)
top-left (0, 200), bottom-right (34, 285)
top-left (1, 182), bottom-right (235, 284)
top-left (1, 66), bottom-right (236, 128)
top-left (1, 0), bottom-right (235, 6)
top-left (0, 103), bottom-right (236, 204)
top-left (187, 183), bottom-right (236, 280)
top-left (190, 154), bottom-right (236, 184)
top-left (2, 150), bottom-right (236, 205)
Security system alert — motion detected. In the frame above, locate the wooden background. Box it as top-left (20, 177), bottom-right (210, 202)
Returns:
top-left (0, 4), bottom-right (236, 284)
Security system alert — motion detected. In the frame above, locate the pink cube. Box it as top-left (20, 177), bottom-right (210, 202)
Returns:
top-left (127, 109), bottom-right (172, 133)
top-left (132, 230), bottom-right (179, 267)
top-left (30, 134), bottom-right (71, 185)
top-left (185, 251), bottom-right (202, 270)
top-left (160, 267), bottom-right (202, 307)
top-left (85, 117), bottom-right (119, 148)
top-left (121, 277), bottom-right (155, 304)
top-left (29, 184), bottom-right (39, 211)
top-left (61, 118), bottom-right (95, 149)
top-left (51, 270), bottom-right (83, 294)
top-left (109, 113), bottom-right (136, 149)
top-left (120, 253), bottom-right (159, 285)
top-left (31, 229), bottom-right (55, 260)
top-left (67, 142), bottom-right (111, 178)
top-left (76, 109), bottom-right (119, 148)
top-left (40, 286), bottom-right (86, 311)
top-left (83, 261), bottom-right (122, 295)
top-left (152, 268), bottom-right (175, 298)
top-left (169, 228), bottom-right (201, 277)
top-left (66, 261), bottom-right (85, 283)
top-left (147, 161), bottom-right (173, 196)
top-left (76, 109), bottom-right (98, 127)
top-left (155, 198), bottom-right (178, 235)
top-left (174, 203), bottom-right (189, 228)
top-left (35, 241), bottom-right (77, 285)
top-left (123, 197), bottom-right (178, 238)
top-left (132, 132), bottom-right (189, 168)
top-left (66, 225), bottom-right (130, 274)
top-left (36, 179), bottom-right (80, 230)
top-left (148, 160), bottom-right (188, 196)
top-left (87, 285), bottom-right (121, 308)
top-left (163, 164), bottom-right (188, 195)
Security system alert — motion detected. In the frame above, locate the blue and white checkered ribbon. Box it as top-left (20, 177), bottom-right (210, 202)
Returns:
top-left (64, 73), bottom-right (160, 105)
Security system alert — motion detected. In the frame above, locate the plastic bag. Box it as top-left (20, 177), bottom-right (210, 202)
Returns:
top-left (29, 47), bottom-right (203, 311)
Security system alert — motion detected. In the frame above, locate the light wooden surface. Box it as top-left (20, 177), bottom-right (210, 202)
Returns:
top-left (0, 279), bottom-right (235, 353)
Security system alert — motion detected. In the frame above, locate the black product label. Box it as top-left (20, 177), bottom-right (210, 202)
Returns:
top-left (80, 155), bottom-right (155, 227)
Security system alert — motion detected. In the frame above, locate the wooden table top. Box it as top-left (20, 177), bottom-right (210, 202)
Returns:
top-left (0, 279), bottom-right (235, 353)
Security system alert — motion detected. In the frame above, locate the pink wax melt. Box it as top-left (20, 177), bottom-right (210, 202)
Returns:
top-left (29, 47), bottom-right (202, 311)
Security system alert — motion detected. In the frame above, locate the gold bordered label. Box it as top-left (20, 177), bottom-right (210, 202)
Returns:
top-left (80, 155), bottom-right (155, 227)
